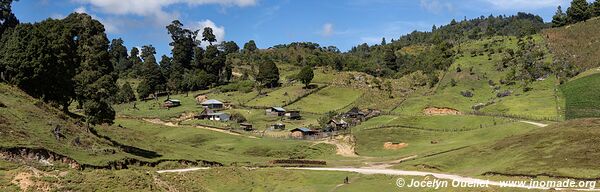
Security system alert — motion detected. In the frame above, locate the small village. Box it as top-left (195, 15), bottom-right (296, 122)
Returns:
top-left (162, 95), bottom-right (381, 140)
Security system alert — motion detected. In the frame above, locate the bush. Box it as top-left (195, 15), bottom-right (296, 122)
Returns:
top-left (218, 80), bottom-right (254, 93)
top-left (460, 90), bottom-right (474, 97)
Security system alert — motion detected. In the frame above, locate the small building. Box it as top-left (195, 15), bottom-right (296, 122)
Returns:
top-left (270, 123), bottom-right (285, 130)
top-left (195, 108), bottom-right (230, 122)
top-left (285, 110), bottom-right (301, 120)
top-left (266, 107), bottom-right (286, 116)
top-left (327, 119), bottom-right (349, 131)
top-left (290, 127), bottom-right (317, 139)
top-left (163, 99), bottom-right (181, 108)
top-left (240, 123), bottom-right (253, 131)
top-left (201, 99), bottom-right (224, 109)
top-left (345, 107), bottom-right (366, 118)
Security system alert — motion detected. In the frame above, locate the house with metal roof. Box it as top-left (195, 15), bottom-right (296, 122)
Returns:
top-left (290, 127), bottom-right (317, 138)
top-left (266, 107), bottom-right (286, 116)
top-left (195, 108), bottom-right (230, 122)
top-left (201, 99), bottom-right (224, 109)
top-left (163, 99), bottom-right (181, 108)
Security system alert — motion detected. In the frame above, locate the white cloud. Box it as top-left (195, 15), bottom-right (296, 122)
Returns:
top-left (322, 23), bottom-right (334, 37)
top-left (420, 0), bottom-right (454, 14)
top-left (75, 0), bottom-right (258, 25)
top-left (481, 0), bottom-right (564, 9)
top-left (195, 19), bottom-right (225, 47)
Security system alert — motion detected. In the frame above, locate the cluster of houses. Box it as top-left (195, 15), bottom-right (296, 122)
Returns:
top-left (162, 95), bottom-right (379, 140)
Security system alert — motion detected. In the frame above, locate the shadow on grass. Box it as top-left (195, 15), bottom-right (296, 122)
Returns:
top-left (88, 127), bottom-right (162, 158)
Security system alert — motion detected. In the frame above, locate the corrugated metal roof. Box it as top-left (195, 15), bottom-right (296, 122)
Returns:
top-left (201, 99), bottom-right (223, 105)
top-left (272, 107), bottom-right (286, 112)
top-left (291, 127), bottom-right (311, 132)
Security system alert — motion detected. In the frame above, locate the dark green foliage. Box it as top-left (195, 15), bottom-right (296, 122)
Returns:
top-left (65, 13), bottom-right (117, 125)
top-left (256, 60), bottom-right (280, 88)
top-left (220, 41), bottom-right (240, 54)
top-left (592, 0), bottom-right (600, 17)
top-left (297, 65), bottom-right (314, 88)
top-left (1, 13), bottom-right (118, 125)
top-left (243, 40), bottom-right (258, 53)
top-left (109, 38), bottom-right (129, 74)
top-left (450, 79), bottom-right (457, 87)
top-left (138, 45), bottom-right (166, 98)
top-left (166, 20), bottom-right (198, 78)
top-left (567, 0), bottom-right (591, 23)
top-left (83, 99), bottom-right (115, 125)
top-left (129, 47), bottom-right (143, 77)
top-left (201, 27), bottom-right (216, 45)
top-left (183, 69), bottom-right (216, 91)
top-left (116, 82), bottom-right (136, 103)
top-left (0, 0), bottom-right (19, 38)
top-left (217, 80), bottom-right (254, 93)
top-left (552, 6), bottom-right (568, 27)
top-left (0, 20), bottom-right (76, 108)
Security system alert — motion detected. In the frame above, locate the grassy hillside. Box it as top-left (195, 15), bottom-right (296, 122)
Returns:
top-left (0, 83), bottom-right (336, 168)
top-left (561, 73), bottom-right (600, 119)
top-left (0, 83), bottom-right (128, 166)
top-left (394, 35), bottom-right (562, 121)
top-left (544, 17), bottom-right (600, 71)
top-left (395, 119), bottom-right (600, 179)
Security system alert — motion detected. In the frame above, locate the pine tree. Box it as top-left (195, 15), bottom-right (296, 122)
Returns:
top-left (592, 0), bottom-right (600, 17)
top-left (116, 82), bottom-right (136, 103)
top-left (552, 6), bottom-right (568, 27)
top-left (566, 0), bottom-right (591, 23)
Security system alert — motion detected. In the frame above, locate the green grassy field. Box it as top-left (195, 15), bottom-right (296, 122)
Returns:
top-left (354, 115), bottom-right (514, 131)
top-left (98, 118), bottom-right (336, 165)
top-left (287, 86), bottom-right (364, 114)
top-left (245, 84), bottom-right (318, 107)
top-left (561, 73), bottom-right (600, 119)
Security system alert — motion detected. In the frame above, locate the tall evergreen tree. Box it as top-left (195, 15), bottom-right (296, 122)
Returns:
top-left (0, 0), bottom-right (19, 37)
top-left (116, 82), bottom-right (136, 103)
top-left (65, 13), bottom-right (117, 125)
top-left (109, 38), bottom-right (129, 74)
top-left (592, 0), bottom-right (600, 17)
top-left (552, 6), bottom-right (568, 27)
top-left (201, 27), bottom-right (217, 45)
top-left (138, 45), bottom-right (166, 98)
top-left (567, 0), bottom-right (591, 23)
top-left (166, 20), bottom-right (198, 92)
top-left (129, 47), bottom-right (143, 76)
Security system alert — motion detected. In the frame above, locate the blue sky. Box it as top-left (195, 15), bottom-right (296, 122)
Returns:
top-left (13, 0), bottom-right (569, 57)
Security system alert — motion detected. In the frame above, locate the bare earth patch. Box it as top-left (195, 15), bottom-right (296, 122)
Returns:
top-left (383, 142), bottom-right (408, 150)
top-left (423, 107), bottom-right (462, 115)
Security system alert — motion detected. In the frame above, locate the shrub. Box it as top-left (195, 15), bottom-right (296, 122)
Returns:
top-left (460, 90), bottom-right (474, 97)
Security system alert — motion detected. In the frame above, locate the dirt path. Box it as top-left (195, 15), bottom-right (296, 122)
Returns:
top-left (519, 121), bottom-right (549, 127)
top-left (315, 135), bottom-right (358, 157)
top-left (155, 166), bottom-right (598, 191)
top-left (156, 167), bottom-right (210, 173)
top-left (363, 155), bottom-right (418, 169)
top-left (287, 167), bottom-right (598, 191)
